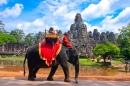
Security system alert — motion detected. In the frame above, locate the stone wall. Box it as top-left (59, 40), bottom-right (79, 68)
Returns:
top-left (0, 43), bottom-right (28, 55)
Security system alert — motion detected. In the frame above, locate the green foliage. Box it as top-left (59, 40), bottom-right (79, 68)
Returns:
top-left (10, 29), bottom-right (25, 43)
top-left (112, 58), bottom-right (123, 64)
top-left (0, 33), bottom-right (17, 44)
top-left (24, 33), bottom-right (35, 46)
top-left (0, 20), bottom-right (6, 33)
top-left (117, 26), bottom-right (130, 59)
top-left (0, 20), bottom-right (37, 46)
top-left (79, 58), bottom-right (103, 67)
top-left (96, 56), bottom-right (101, 63)
top-left (0, 57), bottom-right (24, 61)
top-left (115, 33), bottom-right (120, 39)
top-left (93, 41), bottom-right (120, 57)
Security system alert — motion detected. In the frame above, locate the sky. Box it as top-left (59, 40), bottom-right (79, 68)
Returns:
top-left (0, 0), bottom-right (130, 34)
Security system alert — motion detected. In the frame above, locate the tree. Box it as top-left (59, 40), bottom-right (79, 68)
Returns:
top-left (115, 33), bottom-right (119, 39)
top-left (0, 33), bottom-right (17, 44)
top-left (10, 29), bottom-right (25, 43)
top-left (117, 25), bottom-right (130, 60)
top-left (0, 20), bottom-right (6, 33)
top-left (24, 33), bottom-right (35, 46)
top-left (93, 41), bottom-right (120, 64)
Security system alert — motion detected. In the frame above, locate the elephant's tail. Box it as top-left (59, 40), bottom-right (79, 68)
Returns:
top-left (23, 51), bottom-right (27, 76)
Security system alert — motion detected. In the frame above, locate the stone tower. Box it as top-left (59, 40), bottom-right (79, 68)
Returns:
top-left (69, 13), bottom-right (117, 56)
top-left (70, 13), bottom-right (88, 54)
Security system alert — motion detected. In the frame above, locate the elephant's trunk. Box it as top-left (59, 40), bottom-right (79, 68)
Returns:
top-left (68, 48), bottom-right (79, 83)
top-left (74, 59), bottom-right (79, 83)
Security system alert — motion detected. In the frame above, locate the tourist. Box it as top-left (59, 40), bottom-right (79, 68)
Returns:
top-left (49, 27), bottom-right (55, 34)
top-left (62, 32), bottom-right (73, 48)
top-left (125, 63), bottom-right (129, 73)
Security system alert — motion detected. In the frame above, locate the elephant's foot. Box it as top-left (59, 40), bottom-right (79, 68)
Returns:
top-left (75, 78), bottom-right (78, 83)
top-left (47, 77), bottom-right (53, 81)
top-left (28, 77), bottom-right (36, 81)
top-left (33, 75), bottom-right (36, 78)
top-left (64, 79), bottom-right (71, 82)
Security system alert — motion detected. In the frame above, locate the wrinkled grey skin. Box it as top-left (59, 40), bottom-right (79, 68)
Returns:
top-left (23, 44), bottom-right (79, 83)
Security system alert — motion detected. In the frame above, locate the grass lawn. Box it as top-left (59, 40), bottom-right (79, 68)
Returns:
top-left (0, 56), bottom-right (24, 61)
top-left (79, 58), bottom-right (124, 69)
top-left (0, 57), bottom-right (124, 66)
top-left (112, 58), bottom-right (124, 64)
top-left (79, 58), bottom-right (103, 67)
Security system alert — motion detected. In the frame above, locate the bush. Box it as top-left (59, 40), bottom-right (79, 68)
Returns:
top-left (96, 57), bottom-right (101, 63)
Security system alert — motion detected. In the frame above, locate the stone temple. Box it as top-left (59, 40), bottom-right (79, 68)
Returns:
top-left (68, 13), bottom-right (117, 56)
top-left (35, 13), bottom-right (117, 56)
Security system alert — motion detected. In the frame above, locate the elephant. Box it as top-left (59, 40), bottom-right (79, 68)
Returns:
top-left (23, 43), bottom-right (79, 83)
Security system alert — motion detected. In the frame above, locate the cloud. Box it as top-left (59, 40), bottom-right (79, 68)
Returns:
top-left (53, 5), bottom-right (68, 16)
top-left (83, 6), bottom-right (130, 34)
top-left (0, 3), bottom-right (23, 17)
top-left (110, 0), bottom-right (130, 11)
top-left (81, 0), bottom-right (117, 20)
top-left (17, 22), bottom-right (31, 31)
top-left (101, 7), bottom-right (130, 33)
top-left (16, 19), bottom-right (44, 30)
top-left (0, 0), bottom-right (7, 5)
top-left (13, 0), bottom-right (115, 34)
top-left (112, 7), bottom-right (130, 23)
top-left (4, 0), bottom-right (130, 34)
top-left (35, 1), bottom-right (75, 32)
top-left (16, 19), bottom-right (60, 34)
top-left (84, 22), bottom-right (101, 33)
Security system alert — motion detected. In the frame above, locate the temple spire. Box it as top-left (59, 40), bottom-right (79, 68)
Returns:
top-left (74, 13), bottom-right (82, 23)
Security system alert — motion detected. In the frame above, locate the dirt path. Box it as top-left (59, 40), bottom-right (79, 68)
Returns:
top-left (0, 61), bottom-right (130, 81)
top-left (0, 70), bottom-right (130, 81)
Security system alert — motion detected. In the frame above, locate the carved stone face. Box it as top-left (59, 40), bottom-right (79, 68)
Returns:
top-left (75, 13), bottom-right (82, 23)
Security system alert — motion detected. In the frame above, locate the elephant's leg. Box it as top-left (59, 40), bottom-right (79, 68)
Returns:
top-left (33, 67), bottom-right (40, 78)
top-left (28, 68), bottom-right (35, 81)
top-left (60, 63), bottom-right (70, 82)
top-left (47, 64), bottom-right (59, 81)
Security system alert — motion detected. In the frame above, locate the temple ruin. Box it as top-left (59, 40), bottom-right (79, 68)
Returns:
top-left (34, 13), bottom-right (117, 56)
top-left (68, 13), bottom-right (117, 56)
